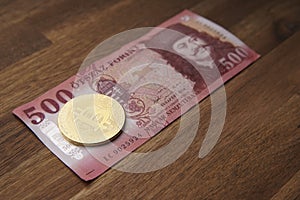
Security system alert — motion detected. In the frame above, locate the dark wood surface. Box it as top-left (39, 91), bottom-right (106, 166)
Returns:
top-left (1, 0), bottom-right (299, 199)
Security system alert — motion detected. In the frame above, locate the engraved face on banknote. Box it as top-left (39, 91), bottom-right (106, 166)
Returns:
top-left (144, 23), bottom-right (237, 93)
top-left (172, 35), bottom-right (212, 67)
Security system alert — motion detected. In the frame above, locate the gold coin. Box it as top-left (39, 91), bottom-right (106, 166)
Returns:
top-left (58, 94), bottom-right (125, 146)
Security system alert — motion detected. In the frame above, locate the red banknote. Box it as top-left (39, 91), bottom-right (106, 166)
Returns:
top-left (13, 10), bottom-right (260, 180)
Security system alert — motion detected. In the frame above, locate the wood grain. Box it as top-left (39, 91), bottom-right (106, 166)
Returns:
top-left (0, 21), bottom-right (51, 70)
top-left (0, 0), bottom-right (299, 199)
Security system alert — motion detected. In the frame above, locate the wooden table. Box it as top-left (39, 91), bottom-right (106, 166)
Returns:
top-left (1, 0), bottom-right (299, 199)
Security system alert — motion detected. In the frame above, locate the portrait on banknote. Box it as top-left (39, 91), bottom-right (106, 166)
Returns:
top-left (143, 23), bottom-right (242, 94)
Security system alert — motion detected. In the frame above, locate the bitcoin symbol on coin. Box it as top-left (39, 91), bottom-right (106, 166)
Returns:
top-left (58, 94), bottom-right (125, 146)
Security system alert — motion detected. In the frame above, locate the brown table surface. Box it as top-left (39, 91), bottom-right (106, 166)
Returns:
top-left (1, 0), bottom-right (299, 199)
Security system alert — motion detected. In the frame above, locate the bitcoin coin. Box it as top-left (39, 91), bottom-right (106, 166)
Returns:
top-left (58, 94), bottom-right (125, 146)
